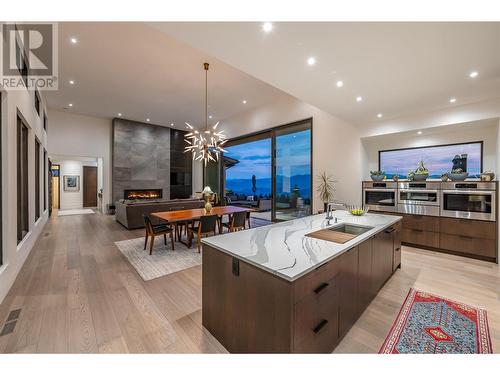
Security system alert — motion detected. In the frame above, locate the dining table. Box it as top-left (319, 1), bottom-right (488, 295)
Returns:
top-left (151, 205), bottom-right (254, 246)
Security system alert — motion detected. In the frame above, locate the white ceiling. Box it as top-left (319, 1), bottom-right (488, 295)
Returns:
top-left (153, 22), bottom-right (500, 128)
top-left (45, 22), bottom-right (291, 128)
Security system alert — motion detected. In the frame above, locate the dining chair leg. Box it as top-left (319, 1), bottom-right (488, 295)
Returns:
top-left (197, 236), bottom-right (201, 253)
top-left (164, 233), bottom-right (167, 245)
top-left (149, 235), bottom-right (155, 255)
top-left (144, 233), bottom-right (148, 250)
top-left (188, 231), bottom-right (193, 248)
top-left (170, 232), bottom-right (175, 251)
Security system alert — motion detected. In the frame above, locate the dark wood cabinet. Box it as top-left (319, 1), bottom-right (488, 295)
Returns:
top-left (339, 246), bottom-right (359, 339)
top-left (357, 240), bottom-right (374, 310)
top-left (393, 221), bottom-right (402, 271)
top-left (203, 222), bottom-right (401, 353)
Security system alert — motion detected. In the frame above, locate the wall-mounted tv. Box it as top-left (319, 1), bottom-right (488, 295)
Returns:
top-left (379, 141), bottom-right (483, 179)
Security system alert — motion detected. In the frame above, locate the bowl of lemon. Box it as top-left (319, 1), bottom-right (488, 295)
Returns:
top-left (347, 205), bottom-right (369, 216)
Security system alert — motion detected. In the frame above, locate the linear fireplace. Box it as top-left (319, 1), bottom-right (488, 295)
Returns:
top-left (124, 189), bottom-right (163, 200)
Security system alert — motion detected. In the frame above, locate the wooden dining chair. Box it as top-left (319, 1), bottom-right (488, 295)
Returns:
top-left (221, 211), bottom-right (247, 233)
top-left (187, 214), bottom-right (218, 253)
top-left (143, 214), bottom-right (175, 255)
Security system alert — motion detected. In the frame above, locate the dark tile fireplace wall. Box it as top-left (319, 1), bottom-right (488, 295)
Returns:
top-left (112, 118), bottom-right (192, 203)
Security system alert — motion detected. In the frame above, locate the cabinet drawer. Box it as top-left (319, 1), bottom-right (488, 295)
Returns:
top-left (439, 233), bottom-right (496, 258)
top-left (294, 257), bottom-right (340, 303)
top-left (440, 218), bottom-right (496, 240)
top-left (293, 279), bottom-right (339, 353)
top-left (402, 214), bottom-right (439, 232)
top-left (402, 228), bottom-right (439, 248)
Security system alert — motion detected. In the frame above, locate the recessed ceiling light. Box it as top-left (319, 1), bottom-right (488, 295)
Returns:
top-left (449, 97), bottom-right (457, 103)
top-left (469, 71), bottom-right (479, 78)
top-left (242, 100), bottom-right (247, 104)
top-left (117, 113), bottom-right (122, 117)
top-left (377, 113), bottom-right (383, 118)
top-left (68, 103), bottom-right (73, 107)
top-left (209, 115), bottom-right (213, 119)
top-left (262, 22), bottom-right (273, 33)
top-left (70, 37), bottom-right (78, 44)
top-left (356, 96), bottom-right (363, 102)
top-left (336, 80), bottom-right (344, 88)
top-left (307, 57), bottom-right (316, 66)
top-left (146, 118), bottom-right (150, 122)
top-left (69, 80), bottom-right (75, 85)
top-left (170, 123), bottom-right (174, 127)
top-left (417, 131), bottom-right (422, 135)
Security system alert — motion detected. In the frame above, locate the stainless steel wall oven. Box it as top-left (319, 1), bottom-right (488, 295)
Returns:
top-left (398, 182), bottom-right (440, 216)
top-left (362, 181), bottom-right (398, 212)
top-left (441, 182), bottom-right (496, 221)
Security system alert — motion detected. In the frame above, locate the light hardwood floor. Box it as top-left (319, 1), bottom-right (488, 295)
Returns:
top-left (0, 212), bottom-right (498, 353)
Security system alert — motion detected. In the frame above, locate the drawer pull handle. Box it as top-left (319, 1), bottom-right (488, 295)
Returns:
top-left (313, 282), bottom-right (329, 294)
top-left (395, 247), bottom-right (401, 252)
top-left (313, 319), bottom-right (328, 334)
top-left (385, 227), bottom-right (396, 233)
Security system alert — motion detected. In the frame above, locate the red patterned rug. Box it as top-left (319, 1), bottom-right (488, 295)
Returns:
top-left (380, 288), bottom-right (492, 354)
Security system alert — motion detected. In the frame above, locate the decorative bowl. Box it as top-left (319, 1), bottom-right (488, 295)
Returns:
top-left (370, 174), bottom-right (385, 182)
top-left (413, 173), bottom-right (429, 181)
top-left (448, 172), bottom-right (469, 181)
top-left (347, 205), bottom-right (369, 216)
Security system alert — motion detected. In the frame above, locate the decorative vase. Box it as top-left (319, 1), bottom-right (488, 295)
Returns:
top-left (392, 175), bottom-right (399, 182)
top-left (204, 200), bottom-right (212, 213)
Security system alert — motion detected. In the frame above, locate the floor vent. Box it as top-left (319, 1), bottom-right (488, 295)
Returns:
top-left (1, 308), bottom-right (22, 336)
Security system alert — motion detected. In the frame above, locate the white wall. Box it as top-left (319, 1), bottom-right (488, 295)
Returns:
top-left (56, 159), bottom-right (98, 210)
top-left (1, 88), bottom-right (49, 304)
top-left (48, 110), bottom-right (112, 209)
top-left (362, 118), bottom-right (499, 179)
top-left (219, 96), bottom-right (364, 212)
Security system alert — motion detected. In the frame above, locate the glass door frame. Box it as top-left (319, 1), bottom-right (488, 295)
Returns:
top-left (207, 118), bottom-right (313, 222)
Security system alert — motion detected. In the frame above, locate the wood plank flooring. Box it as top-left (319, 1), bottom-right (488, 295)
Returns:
top-left (0, 212), bottom-right (499, 353)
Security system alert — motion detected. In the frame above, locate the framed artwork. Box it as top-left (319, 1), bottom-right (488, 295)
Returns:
top-left (379, 141), bottom-right (483, 179)
top-left (63, 175), bottom-right (80, 192)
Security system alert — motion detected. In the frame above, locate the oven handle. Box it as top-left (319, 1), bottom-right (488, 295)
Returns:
top-left (442, 190), bottom-right (495, 195)
top-left (364, 188), bottom-right (396, 192)
top-left (400, 189), bottom-right (439, 194)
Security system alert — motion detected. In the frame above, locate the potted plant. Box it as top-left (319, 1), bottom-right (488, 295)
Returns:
top-left (448, 168), bottom-right (469, 181)
top-left (408, 160), bottom-right (429, 181)
top-left (316, 172), bottom-right (336, 212)
top-left (370, 170), bottom-right (386, 181)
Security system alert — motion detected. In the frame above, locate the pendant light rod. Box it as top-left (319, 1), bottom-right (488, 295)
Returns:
top-left (204, 62), bottom-right (209, 130)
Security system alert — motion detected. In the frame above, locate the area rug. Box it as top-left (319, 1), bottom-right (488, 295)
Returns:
top-left (379, 288), bottom-right (492, 354)
top-left (58, 209), bottom-right (95, 216)
top-left (114, 237), bottom-right (201, 281)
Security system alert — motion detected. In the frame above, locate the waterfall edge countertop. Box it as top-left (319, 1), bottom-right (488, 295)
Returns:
top-left (202, 211), bottom-right (402, 282)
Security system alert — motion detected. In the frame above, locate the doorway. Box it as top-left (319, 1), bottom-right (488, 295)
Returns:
top-left (83, 166), bottom-right (98, 207)
top-left (51, 164), bottom-right (60, 210)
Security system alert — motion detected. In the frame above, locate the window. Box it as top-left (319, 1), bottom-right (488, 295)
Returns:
top-left (221, 119), bottom-right (313, 222)
top-left (379, 141), bottom-right (483, 179)
top-left (35, 90), bottom-right (41, 116)
top-left (17, 115), bottom-right (29, 243)
top-left (0, 92), bottom-right (2, 265)
top-left (15, 33), bottom-right (29, 87)
top-left (35, 138), bottom-right (41, 221)
top-left (44, 149), bottom-right (47, 211)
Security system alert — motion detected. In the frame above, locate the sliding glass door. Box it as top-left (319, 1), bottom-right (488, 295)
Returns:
top-left (220, 119), bottom-right (312, 222)
top-left (274, 121), bottom-right (312, 221)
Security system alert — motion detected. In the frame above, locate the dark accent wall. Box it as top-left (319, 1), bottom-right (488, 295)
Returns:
top-left (170, 129), bottom-right (193, 199)
top-left (112, 119), bottom-right (193, 202)
top-left (112, 118), bottom-right (171, 203)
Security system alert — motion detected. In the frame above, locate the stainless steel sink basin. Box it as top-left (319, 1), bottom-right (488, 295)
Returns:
top-left (327, 224), bottom-right (374, 236)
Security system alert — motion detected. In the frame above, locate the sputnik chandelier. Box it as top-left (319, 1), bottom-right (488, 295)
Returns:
top-left (184, 63), bottom-right (227, 165)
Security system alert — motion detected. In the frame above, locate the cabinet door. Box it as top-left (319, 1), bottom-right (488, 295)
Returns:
top-left (339, 246), bottom-right (359, 339)
top-left (393, 223), bottom-right (402, 271)
top-left (372, 230), bottom-right (394, 291)
top-left (358, 239), bottom-right (374, 310)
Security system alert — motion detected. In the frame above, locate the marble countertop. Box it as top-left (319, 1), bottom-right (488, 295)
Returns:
top-left (202, 211), bottom-right (402, 282)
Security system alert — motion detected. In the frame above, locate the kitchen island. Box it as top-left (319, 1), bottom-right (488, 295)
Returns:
top-left (202, 211), bottom-right (402, 353)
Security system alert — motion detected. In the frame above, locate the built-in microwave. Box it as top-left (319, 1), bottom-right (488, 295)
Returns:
top-left (362, 181), bottom-right (398, 212)
top-left (440, 182), bottom-right (496, 222)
